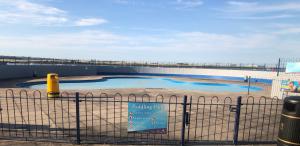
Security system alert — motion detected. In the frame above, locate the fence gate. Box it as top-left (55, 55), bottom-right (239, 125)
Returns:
top-left (184, 95), bottom-right (282, 145)
top-left (182, 96), bottom-right (236, 145)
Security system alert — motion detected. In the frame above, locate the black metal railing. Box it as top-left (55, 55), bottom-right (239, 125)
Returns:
top-left (276, 58), bottom-right (300, 76)
top-left (0, 89), bottom-right (282, 145)
top-left (0, 55), bottom-right (279, 71)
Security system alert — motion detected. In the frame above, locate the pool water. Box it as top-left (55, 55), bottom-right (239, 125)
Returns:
top-left (27, 77), bottom-right (262, 92)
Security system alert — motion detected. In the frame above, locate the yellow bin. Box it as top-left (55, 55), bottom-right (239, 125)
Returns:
top-left (47, 73), bottom-right (60, 98)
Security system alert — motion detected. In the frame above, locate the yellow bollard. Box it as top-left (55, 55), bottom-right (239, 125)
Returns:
top-left (47, 73), bottom-right (60, 98)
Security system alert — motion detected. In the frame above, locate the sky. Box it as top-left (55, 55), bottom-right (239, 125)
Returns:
top-left (0, 0), bottom-right (300, 64)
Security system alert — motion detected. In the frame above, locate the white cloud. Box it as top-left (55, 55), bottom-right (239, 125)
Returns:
top-left (225, 14), bottom-right (295, 20)
top-left (227, 1), bottom-right (300, 13)
top-left (0, 30), bottom-right (299, 63)
top-left (221, 1), bottom-right (300, 20)
top-left (113, 0), bottom-right (130, 4)
top-left (75, 18), bottom-right (108, 26)
top-left (0, 30), bottom-right (126, 49)
top-left (13, 0), bottom-right (65, 15)
top-left (227, 1), bottom-right (256, 7)
top-left (271, 24), bottom-right (300, 35)
top-left (0, 0), bottom-right (68, 25)
top-left (176, 0), bottom-right (203, 9)
top-left (0, 0), bottom-right (109, 26)
top-left (281, 28), bottom-right (300, 34)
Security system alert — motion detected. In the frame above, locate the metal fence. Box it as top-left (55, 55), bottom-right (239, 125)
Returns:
top-left (276, 58), bottom-right (300, 76)
top-left (0, 55), bottom-right (279, 71)
top-left (0, 90), bottom-right (282, 145)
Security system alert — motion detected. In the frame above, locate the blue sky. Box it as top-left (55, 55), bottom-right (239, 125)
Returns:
top-left (0, 0), bottom-right (300, 64)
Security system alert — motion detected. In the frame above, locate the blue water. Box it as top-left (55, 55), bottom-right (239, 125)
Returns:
top-left (27, 77), bottom-right (262, 92)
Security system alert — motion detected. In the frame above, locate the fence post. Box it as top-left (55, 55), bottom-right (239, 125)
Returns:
top-left (181, 95), bottom-right (188, 146)
top-left (247, 76), bottom-right (251, 95)
top-left (75, 92), bottom-right (81, 144)
top-left (277, 58), bottom-right (281, 76)
top-left (233, 96), bottom-right (242, 145)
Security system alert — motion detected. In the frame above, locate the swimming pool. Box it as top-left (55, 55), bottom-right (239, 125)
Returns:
top-left (24, 77), bottom-right (263, 92)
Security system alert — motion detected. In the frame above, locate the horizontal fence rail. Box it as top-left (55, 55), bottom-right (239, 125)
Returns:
top-left (0, 90), bottom-right (283, 145)
top-left (277, 58), bottom-right (300, 75)
top-left (0, 55), bottom-right (280, 71)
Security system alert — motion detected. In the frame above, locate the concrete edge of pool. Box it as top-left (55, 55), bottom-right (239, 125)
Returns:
top-left (16, 75), bottom-right (266, 93)
top-left (17, 73), bottom-right (272, 85)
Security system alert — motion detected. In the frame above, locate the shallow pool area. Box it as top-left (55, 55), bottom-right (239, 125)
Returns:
top-left (24, 77), bottom-right (263, 92)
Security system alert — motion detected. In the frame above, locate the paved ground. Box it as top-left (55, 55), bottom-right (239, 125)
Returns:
top-left (0, 140), bottom-right (277, 146)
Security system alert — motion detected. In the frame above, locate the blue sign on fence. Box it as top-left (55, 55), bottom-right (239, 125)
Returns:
top-left (128, 102), bottom-right (168, 133)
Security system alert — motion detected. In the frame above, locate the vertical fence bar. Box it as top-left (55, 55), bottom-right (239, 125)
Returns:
top-left (181, 95), bottom-right (187, 146)
top-left (53, 96), bottom-right (57, 139)
top-left (233, 96), bottom-right (242, 145)
top-left (5, 95), bottom-right (11, 137)
top-left (247, 76), bottom-right (251, 95)
top-left (26, 94), bottom-right (31, 138)
top-left (187, 96), bottom-right (192, 141)
top-left (277, 58), bottom-right (281, 76)
top-left (75, 92), bottom-right (81, 144)
top-left (0, 100), bottom-right (3, 134)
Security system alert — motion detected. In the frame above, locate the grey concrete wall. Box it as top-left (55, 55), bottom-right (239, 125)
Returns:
top-left (0, 65), bottom-right (33, 80)
top-left (97, 66), bottom-right (277, 79)
top-left (0, 65), bottom-right (98, 80)
top-left (0, 64), bottom-right (276, 80)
